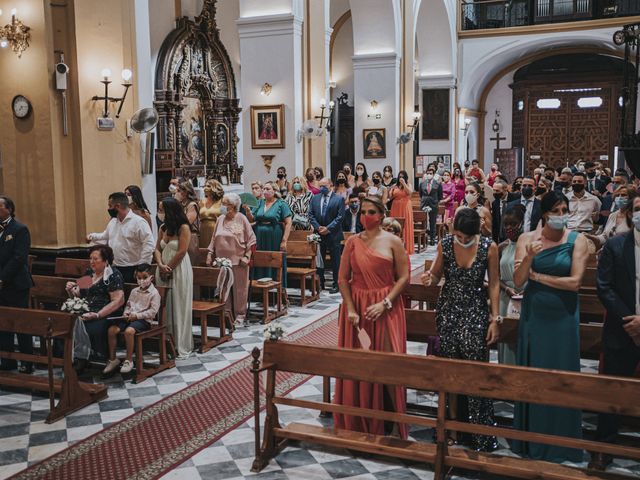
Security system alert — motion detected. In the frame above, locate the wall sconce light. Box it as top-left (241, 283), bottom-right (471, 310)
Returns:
top-left (328, 80), bottom-right (337, 89)
top-left (92, 68), bottom-right (133, 121)
top-left (397, 111), bottom-right (422, 144)
top-left (260, 82), bottom-right (272, 96)
top-left (368, 100), bottom-right (381, 119)
top-left (492, 109), bottom-right (501, 133)
top-left (316, 98), bottom-right (335, 130)
top-left (0, 8), bottom-right (31, 58)
top-left (461, 117), bottom-right (471, 136)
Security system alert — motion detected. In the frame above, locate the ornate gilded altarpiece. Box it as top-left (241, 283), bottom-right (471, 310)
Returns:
top-left (154, 0), bottom-right (241, 190)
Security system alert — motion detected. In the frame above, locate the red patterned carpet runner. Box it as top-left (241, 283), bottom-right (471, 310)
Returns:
top-left (13, 311), bottom-right (339, 480)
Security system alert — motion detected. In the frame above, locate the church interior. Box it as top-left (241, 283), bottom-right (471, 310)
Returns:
top-left (1, 0), bottom-right (640, 479)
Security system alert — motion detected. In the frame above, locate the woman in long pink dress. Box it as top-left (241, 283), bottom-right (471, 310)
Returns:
top-left (440, 170), bottom-right (457, 220)
top-left (389, 170), bottom-right (414, 254)
top-left (334, 196), bottom-right (410, 439)
top-left (452, 167), bottom-right (466, 205)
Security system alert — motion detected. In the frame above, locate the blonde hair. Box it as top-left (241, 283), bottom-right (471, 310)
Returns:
top-left (251, 180), bottom-right (263, 190)
top-left (262, 181), bottom-right (282, 199)
top-left (290, 176), bottom-right (308, 194)
top-left (382, 217), bottom-right (402, 237)
top-left (204, 179), bottom-right (224, 199)
top-left (178, 181), bottom-right (198, 203)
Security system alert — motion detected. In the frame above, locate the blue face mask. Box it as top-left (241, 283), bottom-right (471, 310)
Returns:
top-left (293, 183), bottom-right (302, 192)
top-left (349, 203), bottom-right (359, 211)
top-left (615, 197), bottom-right (629, 210)
top-left (546, 214), bottom-right (568, 230)
top-left (219, 205), bottom-right (228, 216)
top-left (633, 212), bottom-right (640, 231)
top-left (320, 186), bottom-right (329, 196)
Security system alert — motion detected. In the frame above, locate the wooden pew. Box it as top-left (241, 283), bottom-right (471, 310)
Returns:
top-left (250, 251), bottom-right (286, 323)
top-left (412, 210), bottom-right (428, 253)
top-left (192, 266), bottom-right (233, 352)
top-left (54, 258), bottom-right (90, 277)
top-left (0, 306), bottom-right (107, 423)
top-left (286, 241), bottom-right (319, 306)
top-left (30, 275), bottom-right (175, 383)
top-left (252, 341), bottom-right (640, 480)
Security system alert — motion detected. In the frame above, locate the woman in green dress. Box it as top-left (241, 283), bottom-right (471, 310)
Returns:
top-left (245, 181), bottom-right (292, 286)
top-left (512, 191), bottom-right (588, 463)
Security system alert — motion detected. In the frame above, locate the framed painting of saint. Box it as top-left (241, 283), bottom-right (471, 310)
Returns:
top-left (422, 89), bottom-right (449, 140)
top-left (179, 97), bottom-right (206, 166)
top-left (251, 104), bottom-right (285, 149)
top-left (363, 128), bottom-right (386, 159)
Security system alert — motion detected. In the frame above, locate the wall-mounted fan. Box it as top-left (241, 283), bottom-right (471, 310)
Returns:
top-left (297, 119), bottom-right (324, 143)
top-left (129, 107), bottom-right (159, 174)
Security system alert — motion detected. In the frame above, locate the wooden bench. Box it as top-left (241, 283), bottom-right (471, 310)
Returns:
top-left (286, 241), bottom-right (319, 306)
top-left (192, 266), bottom-right (233, 352)
top-left (288, 230), bottom-right (313, 242)
top-left (54, 257), bottom-right (90, 277)
top-left (0, 306), bottom-right (107, 423)
top-left (30, 275), bottom-right (175, 383)
top-left (412, 210), bottom-right (428, 253)
top-left (250, 251), bottom-right (286, 324)
top-left (252, 341), bottom-right (640, 480)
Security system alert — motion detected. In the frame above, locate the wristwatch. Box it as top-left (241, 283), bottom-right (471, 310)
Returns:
top-left (382, 297), bottom-right (393, 310)
top-left (493, 315), bottom-right (504, 325)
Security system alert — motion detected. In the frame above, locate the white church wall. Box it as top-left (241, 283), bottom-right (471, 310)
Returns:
top-left (483, 71), bottom-right (514, 168)
top-left (332, 19), bottom-right (354, 103)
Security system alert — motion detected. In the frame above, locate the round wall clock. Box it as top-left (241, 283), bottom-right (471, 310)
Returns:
top-left (12, 95), bottom-right (32, 119)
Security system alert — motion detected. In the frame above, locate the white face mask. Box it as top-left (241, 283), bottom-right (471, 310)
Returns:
top-left (137, 276), bottom-right (153, 290)
top-left (454, 235), bottom-right (477, 249)
top-left (168, 184), bottom-right (177, 193)
top-left (126, 195), bottom-right (133, 204)
top-left (465, 193), bottom-right (478, 205)
top-left (158, 212), bottom-right (165, 222)
top-left (426, 174), bottom-right (434, 180)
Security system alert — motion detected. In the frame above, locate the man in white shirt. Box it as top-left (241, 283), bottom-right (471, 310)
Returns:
top-left (87, 192), bottom-right (155, 283)
top-left (566, 172), bottom-right (601, 233)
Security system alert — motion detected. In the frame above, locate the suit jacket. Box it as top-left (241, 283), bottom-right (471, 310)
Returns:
top-left (342, 208), bottom-right (363, 233)
top-left (309, 193), bottom-right (345, 242)
top-left (587, 177), bottom-right (607, 195)
top-left (507, 197), bottom-right (541, 232)
top-left (419, 179), bottom-right (442, 210)
top-left (597, 231), bottom-right (636, 349)
top-left (0, 218), bottom-right (34, 291)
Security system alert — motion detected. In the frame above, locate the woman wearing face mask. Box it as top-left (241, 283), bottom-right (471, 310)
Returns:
top-left (198, 179), bottom-right (224, 248)
top-left (421, 208), bottom-right (500, 451)
top-left (250, 182), bottom-right (293, 291)
top-left (535, 178), bottom-right (551, 200)
top-left (587, 186), bottom-right (637, 250)
top-left (354, 162), bottom-right (370, 190)
top-left (175, 182), bottom-right (201, 265)
top-left (305, 167), bottom-right (320, 195)
top-left (512, 191), bottom-right (588, 463)
top-left (154, 198), bottom-right (193, 359)
top-left (334, 196), bottom-right (410, 439)
top-left (497, 205), bottom-right (526, 365)
top-left (334, 170), bottom-right (352, 203)
top-left (455, 182), bottom-right (492, 237)
top-left (206, 193), bottom-right (256, 327)
top-left (275, 166), bottom-right (290, 197)
top-left (389, 170), bottom-right (415, 253)
top-left (368, 171), bottom-right (389, 205)
top-left (488, 164), bottom-right (499, 187)
top-left (452, 168), bottom-right (466, 206)
top-left (512, 176), bottom-right (523, 193)
top-left (285, 176), bottom-right (313, 230)
top-left (439, 170), bottom-right (456, 220)
top-left (250, 181), bottom-right (264, 202)
top-left (342, 163), bottom-right (356, 188)
top-left (125, 185), bottom-right (152, 228)
top-left (382, 165), bottom-right (396, 188)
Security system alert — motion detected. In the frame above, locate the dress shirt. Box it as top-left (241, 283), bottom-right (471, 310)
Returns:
top-left (350, 208), bottom-right (359, 233)
top-left (89, 209), bottom-right (155, 267)
top-left (635, 229), bottom-right (640, 315)
top-left (320, 191), bottom-right (332, 218)
top-left (566, 191), bottom-right (602, 232)
top-left (521, 197), bottom-right (534, 232)
top-left (0, 217), bottom-right (12, 239)
top-left (123, 284), bottom-right (161, 323)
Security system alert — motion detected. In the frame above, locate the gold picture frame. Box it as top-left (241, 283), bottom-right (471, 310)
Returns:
top-left (250, 104), bottom-right (285, 149)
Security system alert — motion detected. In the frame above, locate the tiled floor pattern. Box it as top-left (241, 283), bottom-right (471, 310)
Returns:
top-left (3, 246), bottom-right (637, 479)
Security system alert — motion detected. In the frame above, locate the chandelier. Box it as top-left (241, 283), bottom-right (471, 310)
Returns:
top-left (0, 9), bottom-right (31, 58)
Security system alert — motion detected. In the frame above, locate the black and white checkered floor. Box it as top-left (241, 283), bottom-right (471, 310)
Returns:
top-left (1, 247), bottom-right (639, 479)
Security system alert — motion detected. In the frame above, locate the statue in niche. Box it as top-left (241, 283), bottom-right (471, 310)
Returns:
top-left (190, 117), bottom-right (205, 164)
top-left (192, 46), bottom-right (204, 76)
top-left (216, 124), bottom-right (228, 158)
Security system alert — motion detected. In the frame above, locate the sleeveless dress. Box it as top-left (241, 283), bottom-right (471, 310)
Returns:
top-left (498, 241), bottom-right (518, 365)
top-left (156, 239), bottom-right (194, 358)
top-left (199, 200), bottom-right (222, 248)
top-left (436, 235), bottom-right (497, 452)
top-left (389, 187), bottom-right (414, 254)
top-left (513, 230), bottom-right (582, 463)
top-left (334, 235), bottom-right (409, 439)
top-left (251, 199), bottom-right (292, 287)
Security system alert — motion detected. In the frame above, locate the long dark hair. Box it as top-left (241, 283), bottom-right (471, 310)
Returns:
top-left (453, 208), bottom-right (480, 236)
top-left (466, 181), bottom-right (486, 206)
top-left (125, 185), bottom-right (150, 213)
top-left (355, 162), bottom-right (369, 182)
top-left (161, 197), bottom-right (189, 236)
top-left (540, 191), bottom-right (569, 226)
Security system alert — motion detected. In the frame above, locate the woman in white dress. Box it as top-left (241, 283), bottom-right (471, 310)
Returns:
top-left (154, 197), bottom-right (194, 358)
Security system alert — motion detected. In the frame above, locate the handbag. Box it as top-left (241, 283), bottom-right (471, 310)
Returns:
top-left (292, 213), bottom-right (310, 229)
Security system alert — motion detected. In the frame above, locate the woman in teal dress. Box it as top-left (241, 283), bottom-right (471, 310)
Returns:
top-left (512, 191), bottom-right (588, 463)
top-left (246, 181), bottom-right (292, 286)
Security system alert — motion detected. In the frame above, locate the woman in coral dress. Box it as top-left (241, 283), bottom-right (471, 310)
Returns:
top-left (334, 196), bottom-right (411, 439)
top-left (389, 170), bottom-right (415, 254)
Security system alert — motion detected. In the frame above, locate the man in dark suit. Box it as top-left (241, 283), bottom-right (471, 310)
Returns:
top-left (585, 161), bottom-right (606, 197)
top-left (309, 177), bottom-right (345, 294)
top-left (491, 179), bottom-right (517, 243)
top-left (592, 196), bottom-right (640, 470)
top-left (419, 167), bottom-right (442, 245)
top-left (507, 176), bottom-right (541, 233)
top-left (0, 196), bottom-right (34, 373)
top-left (342, 193), bottom-right (362, 233)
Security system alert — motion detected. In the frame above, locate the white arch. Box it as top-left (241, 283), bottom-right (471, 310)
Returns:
top-left (415, 0), bottom-right (456, 76)
top-left (349, 0), bottom-right (401, 55)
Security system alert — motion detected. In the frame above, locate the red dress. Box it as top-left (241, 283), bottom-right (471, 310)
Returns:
top-left (333, 235), bottom-right (408, 439)
top-left (389, 187), bottom-right (414, 254)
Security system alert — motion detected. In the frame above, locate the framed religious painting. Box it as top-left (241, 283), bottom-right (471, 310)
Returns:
top-left (421, 89), bottom-right (449, 140)
top-left (251, 104), bottom-right (285, 149)
top-left (363, 128), bottom-right (386, 159)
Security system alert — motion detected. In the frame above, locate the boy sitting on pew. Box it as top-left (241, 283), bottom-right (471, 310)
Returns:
top-left (103, 264), bottom-right (160, 375)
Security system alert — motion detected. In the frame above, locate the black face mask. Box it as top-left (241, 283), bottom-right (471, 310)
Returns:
top-left (493, 192), bottom-right (504, 200)
top-left (587, 171), bottom-right (596, 179)
top-left (513, 183), bottom-right (522, 191)
top-left (336, 178), bottom-right (346, 185)
top-left (277, 173), bottom-right (285, 179)
top-left (306, 174), bottom-right (315, 181)
top-left (556, 181), bottom-right (567, 188)
top-left (521, 186), bottom-right (534, 199)
top-left (315, 172), bottom-right (322, 180)
top-left (108, 208), bottom-right (118, 218)
top-left (535, 187), bottom-right (546, 196)
top-left (373, 178), bottom-right (380, 185)
top-left (572, 183), bottom-right (585, 193)
top-left (545, 175), bottom-right (555, 182)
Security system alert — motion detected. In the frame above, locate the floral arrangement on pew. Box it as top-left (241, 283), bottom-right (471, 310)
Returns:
top-left (61, 297), bottom-right (90, 316)
top-left (306, 233), bottom-right (321, 244)
top-left (212, 257), bottom-right (232, 268)
top-left (211, 257), bottom-right (234, 303)
top-left (264, 321), bottom-right (286, 341)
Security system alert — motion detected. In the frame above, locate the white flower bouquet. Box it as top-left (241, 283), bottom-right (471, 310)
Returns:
top-left (306, 233), bottom-right (321, 244)
top-left (61, 297), bottom-right (90, 316)
top-left (213, 257), bottom-right (232, 268)
top-left (263, 321), bottom-right (286, 341)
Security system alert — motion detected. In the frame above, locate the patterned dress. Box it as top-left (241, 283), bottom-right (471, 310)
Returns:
top-left (285, 192), bottom-right (313, 230)
top-left (436, 234), bottom-right (497, 452)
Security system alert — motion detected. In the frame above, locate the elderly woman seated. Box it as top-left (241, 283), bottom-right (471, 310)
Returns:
top-left (206, 193), bottom-right (256, 327)
top-left (65, 245), bottom-right (125, 372)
